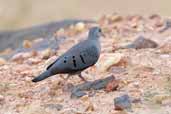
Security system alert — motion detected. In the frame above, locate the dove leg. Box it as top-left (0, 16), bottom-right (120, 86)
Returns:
top-left (78, 73), bottom-right (87, 82)
top-left (60, 74), bottom-right (71, 81)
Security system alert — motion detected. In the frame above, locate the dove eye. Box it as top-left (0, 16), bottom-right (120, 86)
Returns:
top-left (98, 29), bottom-right (101, 33)
top-left (64, 60), bottom-right (67, 63)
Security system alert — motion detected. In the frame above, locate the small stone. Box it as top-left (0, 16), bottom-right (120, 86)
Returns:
top-left (125, 36), bottom-right (158, 49)
top-left (44, 104), bottom-right (63, 111)
top-left (23, 40), bottom-right (32, 48)
top-left (149, 14), bottom-right (161, 19)
top-left (110, 67), bottom-right (126, 74)
top-left (132, 82), bottom-right (140, 88)
top-left (56, 98), bottom-right (64, 103)
top-left (0, 58), bottom-right (7, 65)
top-left (162, 99), bottom-right (171, 106)
top-left (71, 76), bottom-right (115, 98)
top-left (11, 52), bottom-right (32, 63)
top-left (105, 79), bottom-right (119, 92)
top-left (98, 15), bottom-right (109, 25)
top-left (62, 83), bottom-right (74, 92)
top-left (112, 111), bottom-right (128, 114)
top-left (0, 48), bottom-right (13, 55)
top-left (41, 48), bottom-right (52, 59)
top-left (30, 50), bottom-right (38, 57)
top-left (153, 94), bottom-right (171, 104)
top-left (11, 53), bottom-right (24, 62)
top-left (0, 95), bottom-right (4, 102)
top-left (97, 53), bottom-right (123, 72)
top-left (22, 102), bottom-right (48, 114)
top-left (75, 22), bottom-right (85, 32)
top-left (159, 41), bottom-right (171, 53)
top-left (85, 102), bottom-right (95, 112)
top-left (114, 94), bottom-right (132, 111)
top-left (71, 90), bottom-right (87, 98)
top-left (26, 58), bottom-right (42, 65)
top-left (33, 38), bottom-right (44, 43)
top-left (80, 95), bottom-right (89, 102)
top-left (56, 28), bottom-right (65, 36)
top-left (109, 15), bottom-right (123, 23)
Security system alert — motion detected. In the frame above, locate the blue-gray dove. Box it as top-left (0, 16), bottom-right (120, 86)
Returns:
top-left (32, 27), bottom-right (103, 82)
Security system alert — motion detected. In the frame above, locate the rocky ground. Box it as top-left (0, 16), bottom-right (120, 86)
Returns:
top-left (0, 14), bottom-right (171, 114)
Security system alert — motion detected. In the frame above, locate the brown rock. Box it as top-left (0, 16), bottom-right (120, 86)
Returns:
top-left (75, 22), bottom-right (85, 32)
top-left (96, 53), bottom-right (124, 72)
top-left (22, 102), bottom-right (48, 114)
top-left (153, 94), bottom-right (171, 104)
top-left (149, 14), bottom-right (161, 19)
top-left (0, 58), bottom-right (7, 65)
top-left (11, 52), bottom-right (32, 63)
top-left (124, 36), bottom-right (158, 49)
top-left (112, 111), bottom-right (128, 114)
top-left (23, 40), bottom-right (32, 48)
top-left (56, 28), bottom-right (65, 36)
top-left (80, 95), bottom-right (89, 102)
top-left (26, 58), bottom-right (42, 65)
top-left (114, 95), bottom-right (132, 111)
top-left (41, 48), bottom-right (52, 59)
top-left (159, 41), bottom-right (171, 53)
top-left (0, 94), bottom-right (4, 102)
top-left (85, 102), bottom-right (95, 112)
top-left (105, 79), bottom-right (119, 92)
top-left (109, 14), bottom-right (123, 23)
top-left (0, 48), bottom-right (13, 55)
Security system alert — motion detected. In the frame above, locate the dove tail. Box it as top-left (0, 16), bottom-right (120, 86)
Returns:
top-left (32, 70), bottom-right (52, 82)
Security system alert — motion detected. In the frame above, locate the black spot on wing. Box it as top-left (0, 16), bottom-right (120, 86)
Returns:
top-left (73, 59), bottom-right (77, 68)
top-left (63, 56), bottom-right (68, 63)
top-left (80, 55), bottom-right (86, 64)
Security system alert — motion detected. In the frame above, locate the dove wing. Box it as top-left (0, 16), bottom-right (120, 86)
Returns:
top-left (46, 40), bottom-right (100, 74)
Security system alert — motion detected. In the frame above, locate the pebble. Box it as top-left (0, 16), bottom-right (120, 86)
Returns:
top-left (0, 48), bottom-right (13, 55)
top-left (26, 58), bottom-right (42, 65)
top-left (109, 15), bottom-right (123, 23)
top-left (0, 95), bottom-right (4, 102)
top-left (56, 28), bottom-right (65, 36)
top-left (105, 79), bottom-right (119, 92)
top-left (124, 36), bottom-right (158, 49)
top-left (71, 76), bottom-right (115, 98)
top-left (112, 111), bottom-right (128, 114)
top-left (41, 48), bottom-right (52, 59)
top-left (80, 95), bottom-right (89, 102)
top-left (71, 90), bottom-right (87, 98)
top-left (159, 41), bottom-right (171, 53)
top-left (11, 52), bottom-right (31, 62)
top-left (153, 94), bottom-right (171, 104)
top-left (0, 58), bottom-right (7, 65)
top-left (85, 102), bottom-right (95, 112)
top-left (44, 104), bottom-right (63, 111)
top-left (114, 94), bottom-right (132, 111)
top-left (162, 99), bottom-right (171, 106)
top-left (97, 53), bottom-right (123, 72)
top-left (23, 40), bottom-right (32, 48)
top-left (75, 22), bottom-right (85, 32)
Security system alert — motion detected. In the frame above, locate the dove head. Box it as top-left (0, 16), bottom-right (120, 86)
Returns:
top-left (88, 27), bottom-right (103, 40)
